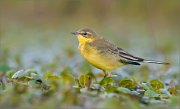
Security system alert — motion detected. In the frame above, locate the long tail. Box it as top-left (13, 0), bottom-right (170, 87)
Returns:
top-left (143, 59), bottom-right (170, 64)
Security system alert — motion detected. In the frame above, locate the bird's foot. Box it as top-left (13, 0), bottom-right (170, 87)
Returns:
top-left (103, 72), bottom-right (112, 78)
top-left (107, 72), bottom-right (112, 77)
top-left (103, 74), bottom-right (107, 78)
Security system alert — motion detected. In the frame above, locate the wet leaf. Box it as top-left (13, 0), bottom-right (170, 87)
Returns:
top-left (43, 71), bottom-right (60, 81)
top-left (141, 82), bottom-right (150, 90)
top-left (11, 69), bottom-right (39, 83)
top-left (86, 72), bottom-right (95, 80)
top-left (12, 69), bottom-right (38, 79)
top-left (117, 87), bottom-right (131, 94)
top-left (100, 77), bottom-right (114, 87)
top-left (28, 80), bottom-right (41, 88)
top-left (144, 90), bottom-right (160, 98)
top-left (149, 80), bottom-right (164, 91)
top-left (79, 74), bottom-right (92, 88)
top-left (168, 88), bottom-right (178, 95)
top-left (119, 79), bottom-right (137, 89)
top-left (60, 71), bottom-right (74, 86)
top-left (6, 71), bottom-right (16, 78)
top-left (106, 86), bottom-right (118, 93)
top-left (11, 70), bottom-right (25, 79)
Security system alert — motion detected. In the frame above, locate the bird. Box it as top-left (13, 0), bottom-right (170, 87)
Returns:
top-left (72, 28), bottom-right (169, 77)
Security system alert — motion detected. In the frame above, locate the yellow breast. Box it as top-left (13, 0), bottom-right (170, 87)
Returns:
top-left (78, 43), bottom-right (124, 71)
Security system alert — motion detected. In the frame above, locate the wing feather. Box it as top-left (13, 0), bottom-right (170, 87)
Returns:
top-left (88, 37), bottom-right (144, 65)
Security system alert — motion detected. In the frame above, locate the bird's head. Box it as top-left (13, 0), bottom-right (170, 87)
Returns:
top-left (72, 28), bottom-right (97, 44)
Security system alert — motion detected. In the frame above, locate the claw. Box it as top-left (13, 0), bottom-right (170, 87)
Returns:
top-left (103, 70), bottom-right (111, 78)
top-left (107, 72), bottom-right (112, 77)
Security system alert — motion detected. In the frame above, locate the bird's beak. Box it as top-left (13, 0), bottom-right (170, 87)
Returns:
top-left (71, 32), bottom-right (78, 35)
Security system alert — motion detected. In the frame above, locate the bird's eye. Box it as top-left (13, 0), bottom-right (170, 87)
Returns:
top-left (83, 32), bottom-right (88, 36)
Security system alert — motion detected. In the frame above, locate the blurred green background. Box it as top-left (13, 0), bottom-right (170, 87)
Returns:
top-left (0, 0), bottom-right (179, 52)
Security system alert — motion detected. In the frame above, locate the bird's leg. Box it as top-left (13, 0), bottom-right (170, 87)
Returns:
top-left (103, 70), bottom-right (107, 78)
top-left (107, 72), bottom-right (112, 77)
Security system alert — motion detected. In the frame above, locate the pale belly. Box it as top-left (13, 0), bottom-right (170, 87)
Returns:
top-left (79, 44), bottom-right (124, 71)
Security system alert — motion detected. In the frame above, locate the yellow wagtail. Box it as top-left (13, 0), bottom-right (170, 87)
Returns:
top-left (72, 28), bottom-right (169, 77)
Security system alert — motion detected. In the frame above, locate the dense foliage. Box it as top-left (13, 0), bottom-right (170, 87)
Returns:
top-left (0, 49), bottom-right (179, 109)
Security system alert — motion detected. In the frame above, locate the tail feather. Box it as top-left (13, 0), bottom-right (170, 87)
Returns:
top-left (143, 60), bottom-right (169, 64)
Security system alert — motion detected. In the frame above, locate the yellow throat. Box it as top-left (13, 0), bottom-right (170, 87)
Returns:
top-left (77, 35), bottom-right (95, 45)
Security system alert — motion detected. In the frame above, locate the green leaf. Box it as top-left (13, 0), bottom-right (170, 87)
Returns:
top-left (11, 69), bottom-right (39, 82)
top-left (168, 88), bottom-right (178, 95)
top-left (117, 87), bottom-right (131, 94)
top-left (79, 74), bottom-right (89, 88)
top-left (12, 69), bottom-right (38, 79)
top-left (76, 73), bottom-right (95, 88)
top-left (141, 82), bottom-right (150, 90)
top-left (43, 71), bottom-right (60, 81)
top-left (100, 77), bottom-right (114, 87)
top-left (48, 75), bottom-right (60, 80)
top-left (28, 80), bottom-right (41, 88)
top-left (11, 70), bottom-right (25, 79)
top-left (149, 79), bottom-right (164, 91)
top-left (168, 80), bottom-right (178, 95)
top-left (86, 72), bottom-right (95, 80)
top-left (106, 86), bottom-right (118, 93)
top-left (144, 90), bottom-right (160, 97)
top-left (60, 71), bottom-right (74, 86)
top-left (6, 71), bottom-right (16, 78)
top-left (119, 79), bottom-right (136, 89)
